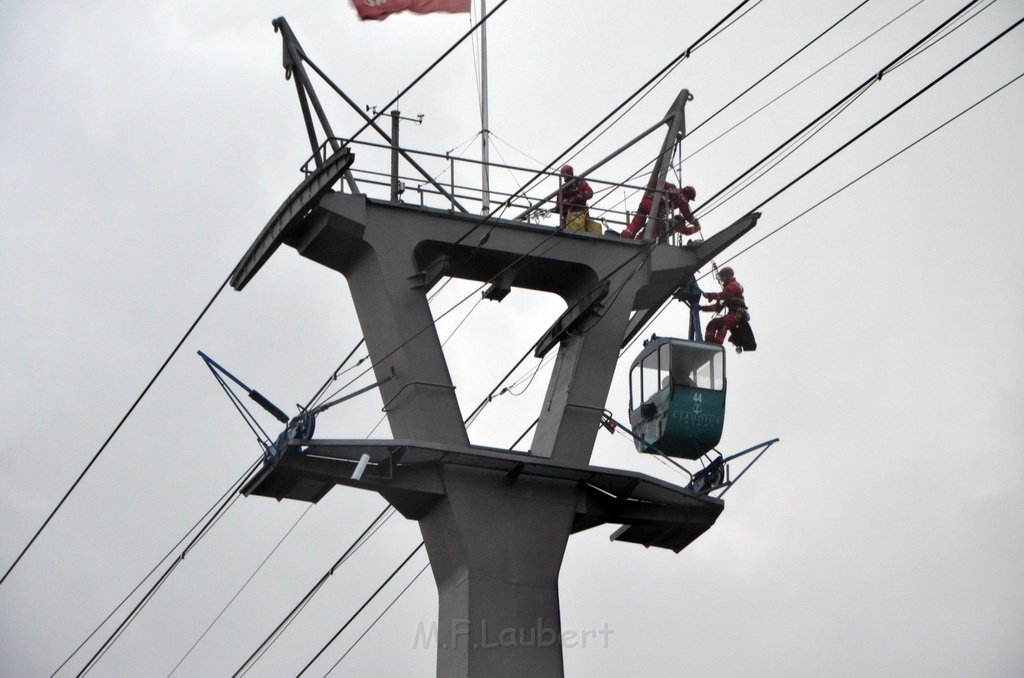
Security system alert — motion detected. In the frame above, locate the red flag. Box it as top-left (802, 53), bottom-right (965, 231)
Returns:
top-left (351, 0), bottom-right (470, 21)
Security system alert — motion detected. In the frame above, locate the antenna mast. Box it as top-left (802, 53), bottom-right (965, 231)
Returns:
top-left (479, 0), bottom-right (491, 214)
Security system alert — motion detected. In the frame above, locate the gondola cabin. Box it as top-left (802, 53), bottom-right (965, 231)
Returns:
top-left (628, 336), bottom-right (726, 459)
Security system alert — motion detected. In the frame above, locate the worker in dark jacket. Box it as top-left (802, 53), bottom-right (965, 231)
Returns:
top-left (621, 182), bottom-right (700, 240)
top-left (701, 266), bottom-right (747, 345)
top-left (555, 164), bottom-right (602, 235)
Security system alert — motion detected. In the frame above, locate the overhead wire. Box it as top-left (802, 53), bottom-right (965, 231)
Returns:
top-left (583, 0), bottom-right (881, 223)
top-left (553, 0), bottom-right (765, 182)
top-left (324, 561), bottom-right (432, 675)
top-left (0, 275), bottom-right (231, 588)
top-left (621, 42), bottom-right (1024, 356)
top-left (698, 86), bottom-right (873, 217)
top-left (74, 455), bottom-right (264, 676)
top-left (693, 0), bottom-right (984, 217)
top-left (681, 0), bottom-right (920, 166)
top-left (2, 0), bottom-right (509, 601)
top-left (747, 13), bottom-right (1024, 215)
top-left (695, 0), bottom-right (1000, 220)
top-left (231, 505), bottom-right (396, 677)
top-left (294, 542), bottom-right (425, 677)
top-left (453, 0), bottom-right (760, 240)
top-left (166, 503), bottom-right (316, 676)
top-left (725, 67), bottom-right (1024, 266)
top-left (48, 456), bottom-right (263, 677)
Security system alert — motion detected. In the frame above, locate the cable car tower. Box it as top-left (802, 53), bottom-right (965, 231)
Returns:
top-left (231, 19), bottom-right (766, 677)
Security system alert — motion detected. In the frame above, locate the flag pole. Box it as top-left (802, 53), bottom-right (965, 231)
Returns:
top-left (479, 0), bottom-right (491, 214)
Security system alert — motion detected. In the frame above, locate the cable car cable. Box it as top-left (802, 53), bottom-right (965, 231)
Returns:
top-left (0, 276), bottom-right (231, 589)
top-left (323, 561), bottom-right (432, 676)
top-left (454, 0), bottom-right (759, 237)
top-left (231, 504), bottom-right (396, 677)
top-left (74, 455), bottom-right (263, 676)
top-left (620, 61), bottom-right (1024, 357)
top-left (697, 87), bottom-right (871, 218)
top-left (719, 67), bottom-right (1024, 268)
top-left (747, 14), bottom-right (1024, 215)
top-left (552, 0), bottom-right (763, 184)
top-left (556, 0), bottom-right (878, 220)
top-left (166, 503), bottom-right (316, 676)
top-left (294, 542), bottom-right (425, 677)
top-left (681, 0), bottom-right (926, 166)
top-left (693, 0), bottom-right (983, 219)
top-left (48, 456), bottom-right (262, 677)
top-left (695, 0), bottom-right (1000, 219)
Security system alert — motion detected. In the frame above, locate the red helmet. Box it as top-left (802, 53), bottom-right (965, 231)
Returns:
top-left (681, 185), bottom-right (696, 200)
top-left (719, 266), bottom-right (734, 279)
top-left (559, 164), bottom-right (574, 176)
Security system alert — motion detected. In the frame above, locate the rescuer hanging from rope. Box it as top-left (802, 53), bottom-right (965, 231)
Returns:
top-left (620, 181), bottom-right (701, 241)
top-left (701, 266), bottom-right (755, 351)
top-left (555, 164), bottom-right (602, 235)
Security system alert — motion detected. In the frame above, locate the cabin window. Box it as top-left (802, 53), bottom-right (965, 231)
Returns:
top-left (640, 347), bottom-right (662, 403)
top-left (630, 364), bottom-right (641, 410)
top-left (671, 343), bottom-right (725, 391)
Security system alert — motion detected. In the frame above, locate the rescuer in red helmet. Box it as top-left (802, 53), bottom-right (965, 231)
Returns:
top-left (701, 266), bottom-right (748, 345)
top-left (620, 182), bottom-right (700, 241)
top-left (555, 164), bottom-right (602, 235)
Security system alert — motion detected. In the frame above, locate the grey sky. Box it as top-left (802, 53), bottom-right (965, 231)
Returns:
top-left (2, 0), bottom-right (1022, 676)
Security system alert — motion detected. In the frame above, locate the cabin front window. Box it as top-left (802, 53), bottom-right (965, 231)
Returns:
top-left (671, 343), bottom-right (725, 391)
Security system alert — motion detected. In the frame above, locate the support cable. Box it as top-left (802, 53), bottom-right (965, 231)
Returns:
top-left (74, 455), bottom-right (263, 676)
top-left (621, 66), bottom-right (1024, 356)
top-left (294, 542), bottom-right (425, 677)
top-left (166, 504), bottom-right (315, 676)
top-left (748, 14), bottom-right (1024, 215)
top-left (232, 505), bottom-right (396, 677)
top-left (0, 274), bottom-right (230, 588)
top-left (324, 561), bottom-right (431, 675)
top-left (726, 67), bottom-right (1024, 264)
top-left (693, 0), bottom-right (983, 218)
top-left (692, 0), bottom-right (1000, 219)
top-left (681, 0), bottom-right (924, 166)
top-left (49, 457), bottom-right (262, 677)
top-left (553, 0), bottom-right (767, 181)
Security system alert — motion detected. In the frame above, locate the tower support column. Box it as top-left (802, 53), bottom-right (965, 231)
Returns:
top-left (418, 465), bottom-right (578, 678)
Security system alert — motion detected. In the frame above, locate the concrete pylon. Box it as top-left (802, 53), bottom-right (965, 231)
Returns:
top-left (234, 162), bottom-right (757, 675)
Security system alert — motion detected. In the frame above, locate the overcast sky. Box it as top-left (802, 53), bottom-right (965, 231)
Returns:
top-left (2, 0), bottom-right (1022, 676)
